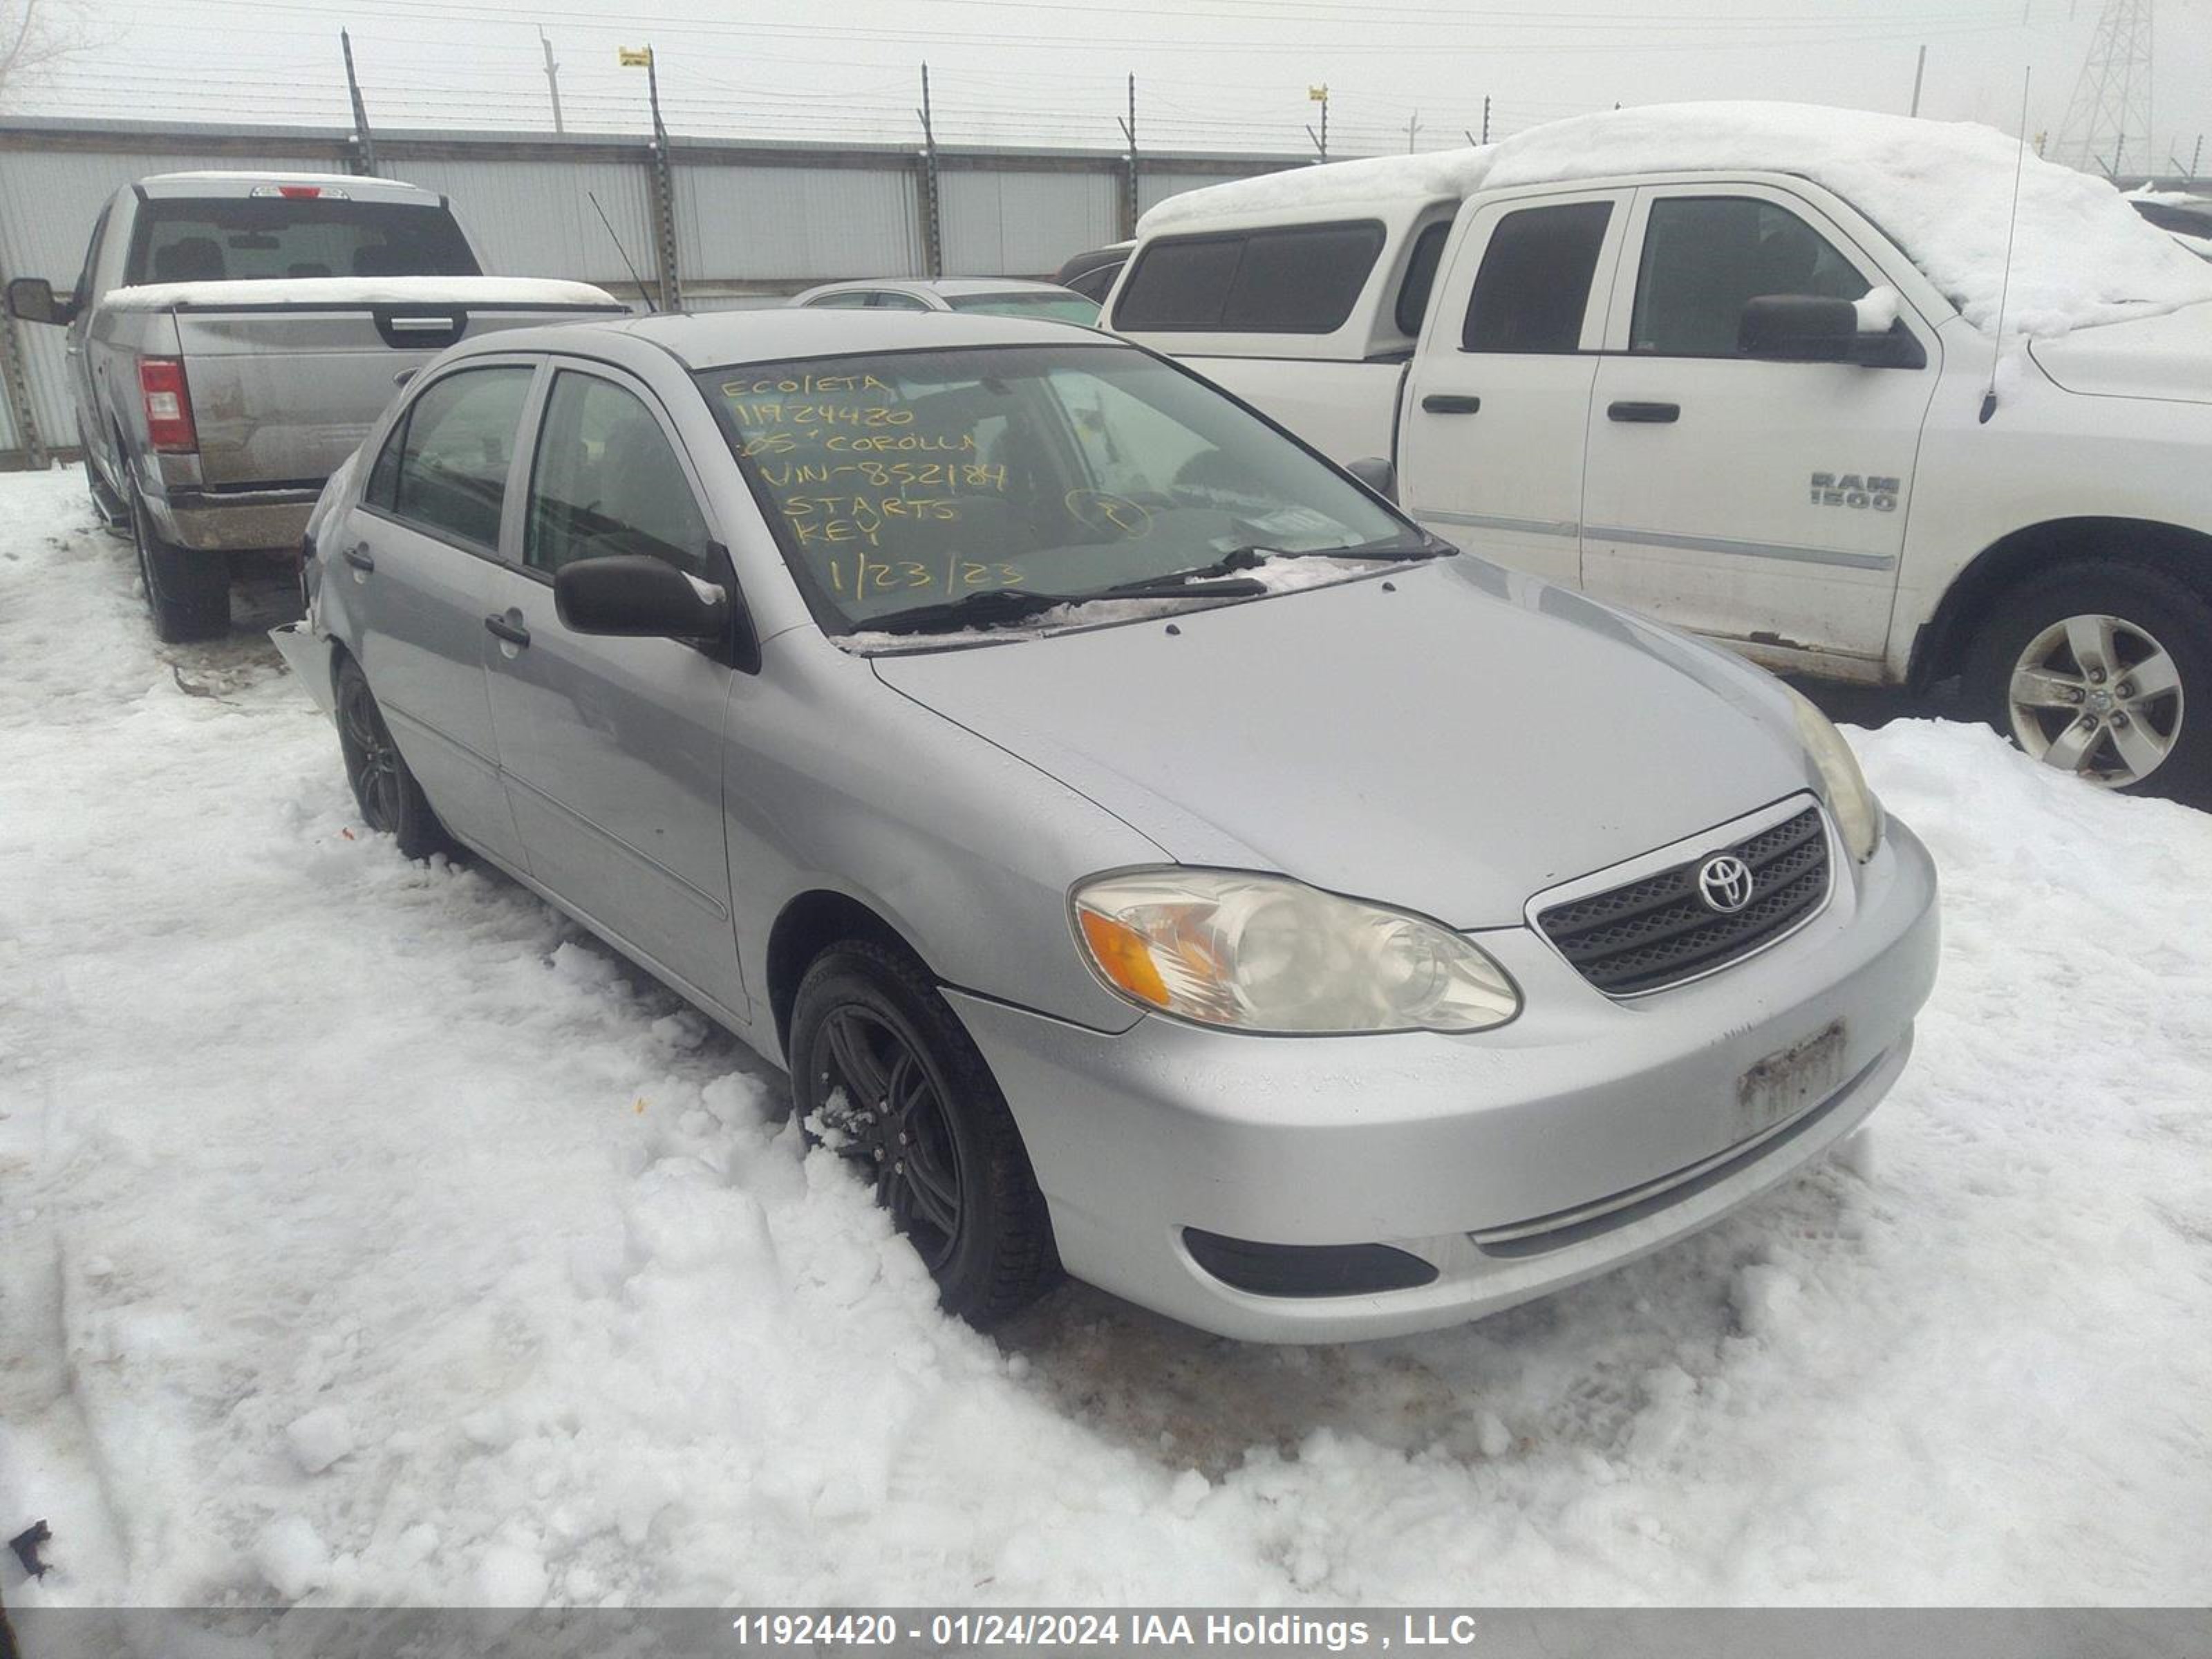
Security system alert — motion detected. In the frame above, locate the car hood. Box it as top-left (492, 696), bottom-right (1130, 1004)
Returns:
top-left (869, 559), bottom-right (1819, 929)
top-left (2030, 301), bottom-right (2212, 406)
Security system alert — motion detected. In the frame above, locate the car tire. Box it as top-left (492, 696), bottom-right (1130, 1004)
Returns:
top-left (789, 939), bottom-right (1060, 1325)
top-left (1966, 558), bottom-right (2211, 803)
top-left (128, 483), bottom-right (229, 643)
top-left (334, 656), bottom-right (456, 860)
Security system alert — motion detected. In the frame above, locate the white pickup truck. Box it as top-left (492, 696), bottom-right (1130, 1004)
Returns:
top-left (1107, 103), bottom-right (2212, 802)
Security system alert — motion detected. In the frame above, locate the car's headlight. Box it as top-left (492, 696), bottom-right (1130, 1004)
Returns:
top-left (1071, 870), bottom-right (1520, 1035)
top-left (1785, 684), bottom-right (1884, 862)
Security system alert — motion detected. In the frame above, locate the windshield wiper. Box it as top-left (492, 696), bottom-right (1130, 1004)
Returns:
top-left (1145, 538), bottom-right (1445, 584)
top-left (860, 586), bottom-right (1082, 637)
top-left (857, 577), bottom-right (1266, 639)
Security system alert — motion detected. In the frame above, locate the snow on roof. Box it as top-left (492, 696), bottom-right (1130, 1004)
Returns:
top-left (1137, 148), bottom-right (1493, 235)
top-left (1139, 102), bottom-right (2212, 338)
top-left (102, 275), bottom-right (622, 312)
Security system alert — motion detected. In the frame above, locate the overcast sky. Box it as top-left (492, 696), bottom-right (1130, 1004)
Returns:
top-left (10, 0), bottom-right (2210, 176)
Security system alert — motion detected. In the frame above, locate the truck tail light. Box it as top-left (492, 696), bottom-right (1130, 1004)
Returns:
top-left (138, 357), bottom-right (198, 453)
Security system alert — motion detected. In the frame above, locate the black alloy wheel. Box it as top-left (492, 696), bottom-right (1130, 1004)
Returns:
top-left (332, 657), bottom-right (455, 860)
top-left (814, 1003), bottom-right (968, 1268)
top-left (789, 940), bottom-right (1059, 1323)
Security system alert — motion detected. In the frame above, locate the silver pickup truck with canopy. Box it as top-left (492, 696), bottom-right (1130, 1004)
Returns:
top-left (4, 171), bottom-right (623, 639)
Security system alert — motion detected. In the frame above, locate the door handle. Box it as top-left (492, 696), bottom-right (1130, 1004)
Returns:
top-left (1607, 400), bottom-right (1680, 423)
top-left (483, 612), bottom-right (532, 648)
top-left (342, 544), bottom-right (375, 572)
top-left (1420, 393), bottom-right (1482, 414)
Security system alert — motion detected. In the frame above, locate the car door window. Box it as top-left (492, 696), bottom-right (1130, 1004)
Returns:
top-left (525, 371), bottom-right (713, 579)
top-left (805, 292), bottom-right (874, 309)
top-left (1394, 221), bottom-right (1452, 337)
top-left (1631, 196), bottom-right (1869, 358)
top-left (1461, 200), bottom-right (1613, 354)
top-left (869, 290), bottom-right (931, 311)
top-left (377, 366), bottom-right (533, 552)
top-left (73, 204), bottom-right (113, 314)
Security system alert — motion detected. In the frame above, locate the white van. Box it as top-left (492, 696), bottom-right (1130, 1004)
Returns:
top-left (1106, 103), bottom-right (2212, 801)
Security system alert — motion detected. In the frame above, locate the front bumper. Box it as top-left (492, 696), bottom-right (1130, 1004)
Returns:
top-left (270, 621), bottom-right (337, 717)
top-left (948, 812), bottom-right (1938, 1342)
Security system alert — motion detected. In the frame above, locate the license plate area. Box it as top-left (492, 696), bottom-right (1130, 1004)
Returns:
top-left (1737, 1019), bottom-right (1846, 1141)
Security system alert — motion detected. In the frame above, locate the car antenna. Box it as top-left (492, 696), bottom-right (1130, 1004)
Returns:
top-left (1980, 66), bottom-right (2031, 425)
top-left (588, 190), bottom-right (657, 315)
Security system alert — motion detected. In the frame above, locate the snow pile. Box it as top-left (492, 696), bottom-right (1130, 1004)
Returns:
top-left (1137, 147), bottom-right (1495, 233)
top-left (1141, 102), bottom-right (2212, 337)
top-left (2, 466), bottom-right (2210, 1606)
top-left (102, 275), bottom-right (624, 312)
top-left (1485, 103), bottom-right (2212, 335)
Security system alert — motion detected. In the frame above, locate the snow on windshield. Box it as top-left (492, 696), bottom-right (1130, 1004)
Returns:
top-left (1140, 102), bottom-right (2212, 338)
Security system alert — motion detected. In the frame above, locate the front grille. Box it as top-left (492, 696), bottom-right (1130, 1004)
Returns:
top-left (1537, 806), bottom-right (1830, 995)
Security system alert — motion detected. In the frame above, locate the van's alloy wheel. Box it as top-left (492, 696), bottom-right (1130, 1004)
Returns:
top-left (790, 940), bottom-right (1059, 1324)
top-left (2006, 612), bottom-right (2182, 788)
top-left (332, 658), bottom-right (456, 860)
top-left (1969, 559), bottom-right (2211, 805)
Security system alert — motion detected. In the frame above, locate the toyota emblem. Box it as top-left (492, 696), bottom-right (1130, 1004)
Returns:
top-left (1696, 854), bottom-right (1756, 914)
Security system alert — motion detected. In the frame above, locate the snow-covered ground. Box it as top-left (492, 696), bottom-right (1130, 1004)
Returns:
top-left (2, 463), bottom-right (2208, 1608)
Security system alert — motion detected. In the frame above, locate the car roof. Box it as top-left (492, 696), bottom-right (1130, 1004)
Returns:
top-left (797, 276), bottom-right (1080, 298)
top-left (135, 171), bottom-right (444, 205)
top-left (447, 307), bottom-right (1118, 369)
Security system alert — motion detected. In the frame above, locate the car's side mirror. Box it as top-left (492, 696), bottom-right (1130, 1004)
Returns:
top-left (6, 277), bottom-right (75, 327)
top-left (556, 554), bottom-right (731, 641)
top-left (1738, 294), bottom-right (1925, 369)
top-left (1345, 456), bottom-right (1398, 503)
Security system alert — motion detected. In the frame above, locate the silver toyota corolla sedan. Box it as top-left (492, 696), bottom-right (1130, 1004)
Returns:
top-left (274, 310), bottom-right (1938, 1342)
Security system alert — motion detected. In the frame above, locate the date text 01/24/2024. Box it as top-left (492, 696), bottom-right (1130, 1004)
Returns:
top-left (727, 1611), bottom-right (1492, 1650)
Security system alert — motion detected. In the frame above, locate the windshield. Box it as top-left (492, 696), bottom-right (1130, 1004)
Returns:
top-left (696, 342), bottom-right (1420, 636)
top-left (944, 290), bottom-right (1101, 326)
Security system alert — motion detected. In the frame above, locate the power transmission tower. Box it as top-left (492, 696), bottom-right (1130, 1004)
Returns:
top-left (2052, 0), bottom-right (2153, 176)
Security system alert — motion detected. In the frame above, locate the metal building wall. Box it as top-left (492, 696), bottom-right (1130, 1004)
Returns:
top-left (0, 119), bottom-right (1320, 461)
top-left (939, 167), bottom-right (1120, 276)
top-left (0, 140), bottom-right (343, 450)
top-left (676, 160), bottom-right (924, 286)
top-left (391, 153), bottom-right (658, 291)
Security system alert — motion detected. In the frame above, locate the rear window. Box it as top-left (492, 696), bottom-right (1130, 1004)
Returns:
top-left (1114, 221), bottom-right (1385, 334)
top-left (126, 197), bottom-right (480, 285)
top-left (1461, 200), bottom-right (1613, 354)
